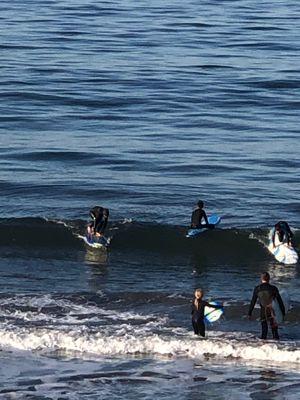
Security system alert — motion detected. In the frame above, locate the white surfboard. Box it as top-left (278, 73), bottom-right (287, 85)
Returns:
top-left (186, 214), bottom-right (221, 238)
top-left (268, 229), bottom-right (298, 265)
top-left (80, 234), bottom-right (110, 249)
top-left (204, 301), bottom-right (224, 323)
top-left (272, 289), bottom-right (289, 324)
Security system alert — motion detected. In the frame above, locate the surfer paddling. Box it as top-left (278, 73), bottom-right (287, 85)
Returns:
top-left (248, 272), bottom-right (285, 340)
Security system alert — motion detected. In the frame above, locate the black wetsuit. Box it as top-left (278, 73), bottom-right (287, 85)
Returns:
top-left (191, 299), bottom-right (222, 337)
top-left (272, 221), bottom-right (293, 246)
top-left (248, 283), bottom-right (285, 340)
top-left (191, 208), bottom-right (209, 229)
top-left (89, 206), bottom-right (109, 235)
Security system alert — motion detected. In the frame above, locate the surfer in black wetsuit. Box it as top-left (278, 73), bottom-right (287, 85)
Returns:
top-left (191, 200), bottom-right (210, 229)
top-left (272, 221), bottom-right (294, 247)
top-left (87, 206), bottom-right (109, 237)
top-left (191, 289), bottom-right (223, 337)
top-left (248, 272), bottom-right (285, 340)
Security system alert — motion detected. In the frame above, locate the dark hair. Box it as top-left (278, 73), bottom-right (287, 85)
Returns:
top-left (275, 223), bottom-right (281, 231)
top-left (261, 272), bottom-right (270, 282)
top-left (197, 200), bottom-right (204, 208)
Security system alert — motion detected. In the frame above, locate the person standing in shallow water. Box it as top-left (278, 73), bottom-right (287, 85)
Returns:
top-left (191, 289), bottom-right (223, 337)
top-left (248, 272), bottom-right (285, 340)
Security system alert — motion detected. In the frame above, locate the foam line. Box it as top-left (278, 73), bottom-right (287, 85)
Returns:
top-left (0, 329), bottom-right (299, 364)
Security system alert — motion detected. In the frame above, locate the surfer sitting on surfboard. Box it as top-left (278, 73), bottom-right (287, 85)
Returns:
top-left (191, 200), bottom-right (213, 229)
top-left (248, 272), bottom-right (285, 340)
top-left (272, 221), bottom-right (294, 248)
top-left (191, 289), bottom-right (223, 337)
top-left (87, 206), bottom-right (109, 238)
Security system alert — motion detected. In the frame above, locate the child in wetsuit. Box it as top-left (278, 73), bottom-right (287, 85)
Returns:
top-left (191, 289), bottom-right (223, 337)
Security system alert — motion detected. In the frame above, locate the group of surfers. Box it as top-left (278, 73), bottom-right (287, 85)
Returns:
top-left (86, 201), bottom-right (295, 341)
top-left (192, 272), bottom-right (285, 340)
top-left (87, 201), bottom-right (294, 249)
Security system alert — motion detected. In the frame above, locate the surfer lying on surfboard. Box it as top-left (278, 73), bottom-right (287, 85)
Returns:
top-left (248, 272), bottom-right (285, 340)
top-left (191, 289), bottom-right (223, 337)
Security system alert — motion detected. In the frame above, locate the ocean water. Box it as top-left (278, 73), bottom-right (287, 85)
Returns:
top-left (0, 0), bottom-right (300, 398)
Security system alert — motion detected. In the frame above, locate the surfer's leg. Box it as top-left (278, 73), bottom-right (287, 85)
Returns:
top-left (271, 328), bottom-right (279, 340)
top-left (270, 318), bottom-right (279, 340)
top-left (261, 307), bottom-right (271, 339)
top-left (198, 320), bottom-right (206, 337)
top-left (261, 320), bottom-right (268, 339)
top-left (200, 223), bottom-right (212, 229)
top-left (192, 319), bottom-right (199, 335)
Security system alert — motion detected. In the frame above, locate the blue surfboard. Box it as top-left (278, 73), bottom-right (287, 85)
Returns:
top-left (204, 301), bottom-right (224, 323)
top-left (186, 214), bottom-right (221, 238)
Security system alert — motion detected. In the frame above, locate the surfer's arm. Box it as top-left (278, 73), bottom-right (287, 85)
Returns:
top-left (99, 219), bottom-right (108, 234)
top-left (206, 302), bottom-right (223, 309)
top-left (276, 290), bottom-right (286, 317)
top-left (248, 287), bottom-right (258, 316)
top-left (203, 210), bottom-right (209, 225)
top-left (95, 209), bottom-right (109, 235)
top-left (272, 231), bottom-right (276, 247)
top-left (191, 300), bottom-right (196, 315)
top-left (103, 208), bottom-right (109, 219)
top-left (287, 230), bottom-right (294, 246)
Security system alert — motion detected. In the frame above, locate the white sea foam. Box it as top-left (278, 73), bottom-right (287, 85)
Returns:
top-left (121, 218), bottom-right (133, 224)
top-left (44, 217), bottom-right (70, 229)
top-left (0, 294), bottom-right (159, 321)
top-left (0, 327), bottom-right (300, 365)
top-left (0, 294), bottom-right (169, 339)
top-left (1, 295), bottom-right (299, 366)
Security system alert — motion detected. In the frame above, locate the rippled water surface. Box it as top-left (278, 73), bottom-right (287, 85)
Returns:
top-left (1, 0), bottom-right (299, 225)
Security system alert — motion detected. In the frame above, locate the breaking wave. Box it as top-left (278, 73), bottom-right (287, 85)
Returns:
top-left (1, 322), bottom-right (300, 365)
top-left (0, 293), bottom-right (300, 366)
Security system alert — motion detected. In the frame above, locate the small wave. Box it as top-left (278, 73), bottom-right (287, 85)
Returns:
top-left (0, 328), bottom-right (300, 365)
top-left (0, 218), bottom-right (298, 263)
top-left (0, 293), bottom-right (168, 333)
top-left (0, 217), bottom-right (81, 248)
top-left (0, 295), bottom-right (300, 366)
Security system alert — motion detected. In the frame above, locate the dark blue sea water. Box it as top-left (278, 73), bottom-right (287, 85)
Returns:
top-left (0, 0), bottom-right (300, 398)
